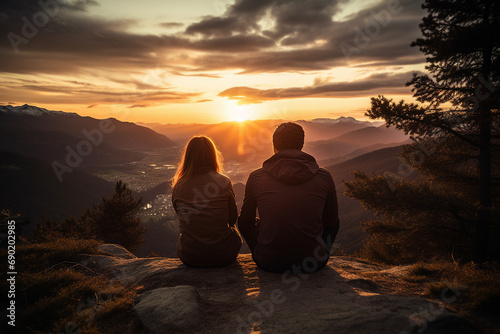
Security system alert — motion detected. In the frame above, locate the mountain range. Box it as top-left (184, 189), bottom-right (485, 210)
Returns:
top-left (305, 124), bottom-right (410, 161)
top-left (0, 104), bottom-right (176, 169)
top-left (138, 117), bottom-right (408, 167)
top-left (326, 145), bottom-right (405, 252)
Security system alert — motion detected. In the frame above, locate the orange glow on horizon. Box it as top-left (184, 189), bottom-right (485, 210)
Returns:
top-left (225, 100), bottom-right (257, 122)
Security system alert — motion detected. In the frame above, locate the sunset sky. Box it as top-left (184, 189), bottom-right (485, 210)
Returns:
top-left (1, 0), bottom-right (427, 124)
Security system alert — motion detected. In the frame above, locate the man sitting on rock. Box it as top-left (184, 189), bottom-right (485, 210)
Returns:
top-left (238, 122), bottom-right (340, 273)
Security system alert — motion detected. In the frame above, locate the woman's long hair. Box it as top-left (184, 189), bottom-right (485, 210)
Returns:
top-left (171, 136), bottom-right (223, 188)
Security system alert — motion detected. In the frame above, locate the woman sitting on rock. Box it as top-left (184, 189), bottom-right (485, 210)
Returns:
top-left (171, 136), bottom-right (242, 267)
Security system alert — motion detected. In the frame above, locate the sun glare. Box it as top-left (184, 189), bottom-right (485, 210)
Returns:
top-left (233, 105), bottom-right (254, 122)
top-left (237, 107), bottom-right (251, 122)
top-left (225, 100), bottom-right (255, 122)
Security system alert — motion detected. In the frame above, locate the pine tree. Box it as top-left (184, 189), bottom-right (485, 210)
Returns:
top-left (83, 180), bottom-right (146, 252)
top-left (345, 0), bottom-right (499, 262)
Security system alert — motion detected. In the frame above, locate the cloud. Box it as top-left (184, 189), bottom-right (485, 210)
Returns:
top-left (1, 0), bottom-right (200, 76)
top-left (218, 71), bottom-right (421, 104)
top-left (170, 72), bottom-right (222, 78)
top-left (0, 10), bottom-right (272, 76)
top-left (0, 78), bottom-right (202, 106)
top-left (184, 0), bottom-right (342, 45)
top-left (185, 16), bottom-right (245, 36)
top-left (180, 0), bottom-right (425, 73)
top-left (313, 76), bottom-right (333, 86)
top-left (0, 0), bottom-right (428, 107)
top-left (192, 34), bottom-right (275, 52)
top-left (229, 0), bottom-right (270, 15)
top-left (159, 22), bottom-right (184, 28)
top-left (189, 48), bottom-right (346, 73)
top-left (128, 104), bottom-right (150, 108)
top-left (264, 0), bottom-right (343, 45)
top-left (184, 0), bottom-right (270, 37)
top-left (0, 0), bottom-right (425, 76)
top-left (1, 0), bottom-right (99, 14)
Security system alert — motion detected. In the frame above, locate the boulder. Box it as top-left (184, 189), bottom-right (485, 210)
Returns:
top-left (134, 285), bottom-right (200, 333)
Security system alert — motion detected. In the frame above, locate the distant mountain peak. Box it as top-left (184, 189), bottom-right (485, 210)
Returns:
top-left (0, 104), bottom-right (76, 117)
top-left (310, 117), bottom-right (366, 124)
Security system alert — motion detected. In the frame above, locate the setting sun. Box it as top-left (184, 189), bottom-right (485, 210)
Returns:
top-left (234, 105), bottom-right (253, 122)
top-left (225, 100), bottom-right (255, 122)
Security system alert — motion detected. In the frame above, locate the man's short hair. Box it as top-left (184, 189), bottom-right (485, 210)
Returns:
top-left (273, 122), bottom-right (305, 151)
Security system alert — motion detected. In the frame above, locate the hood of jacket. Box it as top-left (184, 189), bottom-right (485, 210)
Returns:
top-left (263, 149), bottom-right (319, 185)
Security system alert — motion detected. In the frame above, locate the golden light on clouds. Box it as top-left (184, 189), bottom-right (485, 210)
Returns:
top-left (0, 0), bottom-right (427, 124)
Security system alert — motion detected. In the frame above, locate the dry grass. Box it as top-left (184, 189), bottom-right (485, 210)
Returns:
top-left (400, 261), bottom-right (500, 323)
top-left (402, 262), bottom-right (451, 283)
top-left (348, 257), bottom-right (500, 319)
top-left (1, 238), bottom-right (137, 333)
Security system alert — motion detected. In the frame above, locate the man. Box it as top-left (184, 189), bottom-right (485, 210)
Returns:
top-left (238, 122), bottom-right (340, 273)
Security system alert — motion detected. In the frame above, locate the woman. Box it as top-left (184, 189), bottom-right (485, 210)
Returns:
top-left (171, 136), bottom-right (242, 267)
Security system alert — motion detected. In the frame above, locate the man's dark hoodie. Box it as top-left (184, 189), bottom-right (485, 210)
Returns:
top-left (238, 149), bottom-right (339, 273)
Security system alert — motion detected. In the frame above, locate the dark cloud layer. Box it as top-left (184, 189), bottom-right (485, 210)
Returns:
top-left (185, 16), bottom-right (246, 36)
top-left (0, 0), bottom-right (427, 105)
top-left (0, 77), bottom-right (201, 106)
top-left (218, 71), bottom-right (421, 104)
top-left (1, 0), bottom-right (99, 14)
top-left (1, 0), bottom-right (425, 74)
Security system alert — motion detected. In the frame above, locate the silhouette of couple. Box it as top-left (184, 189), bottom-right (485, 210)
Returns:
top-left (171, 122), bottom-right (339, 273)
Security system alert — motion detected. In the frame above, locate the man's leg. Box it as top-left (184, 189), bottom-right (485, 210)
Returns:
top-left (322, 225), bottom-right (339, 254)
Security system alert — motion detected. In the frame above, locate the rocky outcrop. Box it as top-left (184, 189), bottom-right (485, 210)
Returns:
top-left (81, 244), bottom-right (476, 334)
top-left (134, 286), bottom-right (201, 332)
